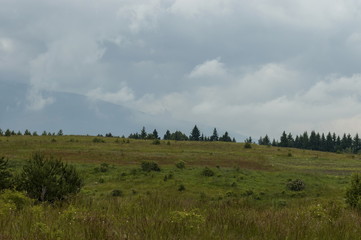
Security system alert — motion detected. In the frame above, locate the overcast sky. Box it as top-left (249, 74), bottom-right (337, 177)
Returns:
top-left (2, 0), bottom-right (361, 139)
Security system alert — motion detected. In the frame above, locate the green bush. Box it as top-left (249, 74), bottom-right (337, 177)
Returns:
top-left (175, 161), bottom-right (186, 169)
top-left (178, 184), bottom-right (186, 191)
top-left (0, 157), bottom-right (12, 190)
top-left (141, 161), bottom-right (161, 172)
top-left (92, 137), bottom-right (105, 143)
top-left (286, 179), bottom-right (305, 191)
top-left (152, 139), bottom-right (161, 145)
top-left (346, 173), bottom-right (361, 208)
top-left (111, 189), bottom-right (123, 197)
top-left (17, 152), bottom-right (83, 202)
top-left (0, 190), bottom-right (33, 210)
top-left (244, 142), bottom-right (252, 149)
top-left (201, 167), bottom-right (215, 177)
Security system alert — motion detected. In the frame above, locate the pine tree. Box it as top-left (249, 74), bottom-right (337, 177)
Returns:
top-left (280, 131), bottom-right (288, 147)
top-left (353, 134), bottom-right (361, 154)
top-left (210, 128), bottom-right (219, 141)
top-left (190, 125), bottom-right (200, 141)
top-left (153, 129), bottom-right (159, 140)
top-left (163, 130), bottom-right (171, 140)
top-left (140, 127), bottom-right (147, 139)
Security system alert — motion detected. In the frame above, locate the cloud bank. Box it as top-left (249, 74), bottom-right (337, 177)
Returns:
top-left (2, 0), bottom-right (361, 138)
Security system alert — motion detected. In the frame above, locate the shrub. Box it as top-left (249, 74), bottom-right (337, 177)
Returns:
top-left (0, 190), bottom-right (33, 210)
top-left (141, 161), bottom-right (161, 172)
top-left (175, 161), bottom-right (186, 169)
top-left (244, 142), bottom-right (252, 149)
top-left (178, 184), bottom-right (186, 191)
top-left (17, 152), bottom-right (83, 202)
top-left (286, 179), bottom-right (305, 191)
top-left (111, 189), bottom-right (123, 197)
top-left (201, 167), bottom-right (214, 177)
top-left (0, 157), bottom-right (12, 190)
top-left (346, 173), bottom-right (361, 208)
top-left (92, 137), bottom-right (105, 143)
top-left (152, 139), bottom-right (161, 145)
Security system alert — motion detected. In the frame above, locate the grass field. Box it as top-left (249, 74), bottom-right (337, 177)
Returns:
top-left (1, 135), bottom-right (361, 239)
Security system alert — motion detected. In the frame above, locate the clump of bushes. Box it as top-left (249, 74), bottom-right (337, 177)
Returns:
top-left (111, 189), bottom-right (123, 197)
top-left (94, 163), bottom-right (110, 173)
top-left (201, 167), bottom-right (214, 177)
top-left (17, 152), bottom-right (83, 202)
top-left (0, 157), bottom-right (12, 190)
top-left (92, 137), bottom-right (105, 143)
top-left (286, 179), bottom-right (305, 191)
top-left (175, 161), bottom-right (186, 169)
top-left (346, 173), bottom-right (361, 208)
top-left (244, 142), bottom-right (252, 149)
top-left (141, 161), bottom-right (161, 172)
top-left (178, 184), bottom-right (186, 191)
top-left (152, 139), bottom-right (161, 145)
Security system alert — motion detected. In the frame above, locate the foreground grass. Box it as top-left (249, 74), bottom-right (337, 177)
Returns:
top-left (1, 135), bottom-right (361, 239)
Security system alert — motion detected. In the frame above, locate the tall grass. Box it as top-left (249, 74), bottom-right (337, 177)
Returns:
top-left (0, 135), bottom-right (360, 239)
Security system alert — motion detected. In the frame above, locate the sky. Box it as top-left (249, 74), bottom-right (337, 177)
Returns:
top-left (2, 0), bottom-right (361, 139)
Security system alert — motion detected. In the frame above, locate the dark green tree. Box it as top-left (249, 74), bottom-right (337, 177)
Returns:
top-left (5, 129), bottom-right (11, 137)
top-left (153, 129), bottom-right (159, 140)
top-left (0, 157), bottom-right (12, 190)
top-left (280, 131), bottom-right (288, 147)
top-left (220, 132), bottom-right (232, 142)
top-left (140, 127), bottom-right (147, 139)
top-left (163, 130), bottom-right (171, 140)
top-left (210, 128), bottom-right (219, 141)
top-left (190, 125), bottom-right (200, 141)
top-left (17, 153), bottom-right (83, 202)
top-left (353, 134), bottom-right (361, 154)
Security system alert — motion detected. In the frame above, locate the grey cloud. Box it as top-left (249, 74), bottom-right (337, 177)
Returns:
top-left (2, 0), bottom-right (361, 139)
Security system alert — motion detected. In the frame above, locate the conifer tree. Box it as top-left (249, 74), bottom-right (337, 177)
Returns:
top-left (190, 125), bottom-right (200, 141)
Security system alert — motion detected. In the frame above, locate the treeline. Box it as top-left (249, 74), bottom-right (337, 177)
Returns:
top-left (128, 125), bottom-right (237, 142)
top-left (259, 131), bottom-right (361, 154)
top-left (0, 129), bottom-right (63, 136)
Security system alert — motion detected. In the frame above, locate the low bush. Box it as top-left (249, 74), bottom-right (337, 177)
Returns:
top-left (141, 161), bottom-right (161, 172)
top-left (111, 189), bottom-right (123, 197)
top-left (92, 138), bottom-right (105, 143)
top-left (201, 167), bottom-right (215, 177)
top-left (244, 142), bottom-right (252, 149)
top-left (286, 179), bottom-right (305, 191)
top-left (0, 157), bottom-right (12, 190)
top-left (346, 173), bottom-right (361, 208)
top-left (17, 152), bottom-right (83, 202)
top-left (152, 139), bottom-right (161, 145)
top-left (0, 190), bottom-right (33, 210)
top-left (175, 161), bottom-right (186, 169)
top-left (178, 184), bottom-right (186, 191)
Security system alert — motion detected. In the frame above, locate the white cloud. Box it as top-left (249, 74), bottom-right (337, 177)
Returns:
top-left (188, 58), bottom-right (227, 79)
top-left (26, 88), bottom-right (54, 111)
top-left (0, 38), bottom-right (14, 53)
top-left (87, 85), bottom-right (135, 105)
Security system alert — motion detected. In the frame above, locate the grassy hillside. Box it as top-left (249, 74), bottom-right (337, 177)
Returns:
top-left (1, 135), bottom-right (361, 239)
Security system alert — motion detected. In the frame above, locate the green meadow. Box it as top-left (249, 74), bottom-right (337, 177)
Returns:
top-left (1, 135), bottom-right (361, 239)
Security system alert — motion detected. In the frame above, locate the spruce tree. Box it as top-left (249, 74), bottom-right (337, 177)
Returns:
top-left (210, 128), bottom-right (219, 141)
top-left (190, 125), bottom-right (200, 141)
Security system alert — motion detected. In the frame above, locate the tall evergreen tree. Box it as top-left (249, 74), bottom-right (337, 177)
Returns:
top-left (152, 129), bottom-right (159, 140)
top-left (140, 127), bottom-right (147, 139)
top-left (190, 125), bottom-right (200, 141)
top-left (163, 130), bottom-right (171, 140)
top-left (280, 131), bottom-right (288, 147)
top-left (325, 132), bottom-right (334, 152)
top-left (210, 128), bottom-right (219, 141)
top-left (220, 132), bottom-right (232, 142)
